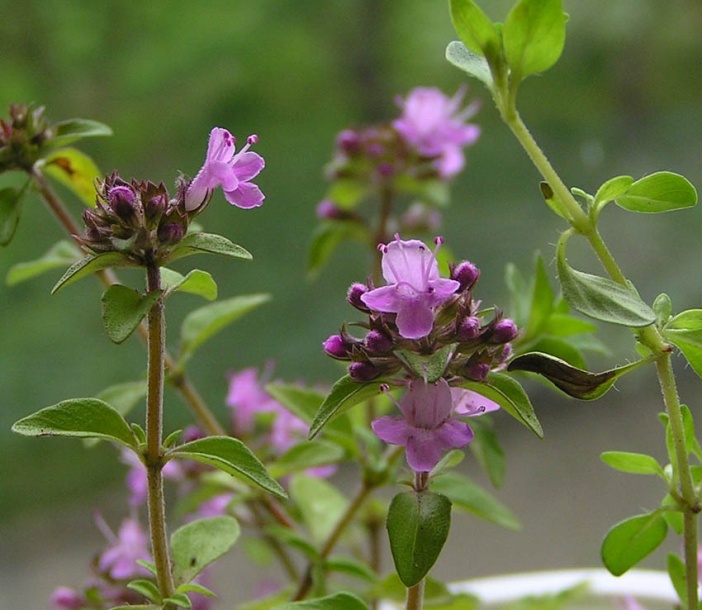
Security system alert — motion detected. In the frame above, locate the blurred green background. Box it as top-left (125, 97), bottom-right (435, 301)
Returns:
top-left (1, 0), bottom-right (701, 605)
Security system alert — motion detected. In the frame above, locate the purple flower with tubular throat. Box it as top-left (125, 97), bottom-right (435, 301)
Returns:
top-left (185, 127), bottom-right (265, 211)
top-left (96, 516), bottom-right (152, 581)
top-left (361, 235), bottom-right (460, 340)
top-left (372, 378), bottom-right (474, 472)
top-left (393, 86), bottom-right (479, 178)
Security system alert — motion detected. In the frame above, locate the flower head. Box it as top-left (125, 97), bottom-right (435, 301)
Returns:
top-left (361, 235), bottom-right (460, 339)
top-left (372, 378), bottom-right (474, 472)
top-left (393, 86), bottom-right (480, 178)
top-left (96, 517), bottom-right (152, 581)
top-left (226, 367), bottom-right (281, 435)
top-left (185, 127), bottom-right (265, 211)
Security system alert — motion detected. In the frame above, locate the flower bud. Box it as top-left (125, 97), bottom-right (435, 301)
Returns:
top-left (490, 318), bottom-right (518, 344)
top-left (316, 199), bottom-right (348, 220)
top-left (323, 334), bottom-right (352, 359)
top-left (364, 329), bottom-right (393, 354)
top-left (347, 282), bottom-right (371, 312)
top-left (451, 261), bottom-right (480, 291)
top-left (464, 361), bottom-right (490, 382)
top-left (50, 586), bottom-right (84, 609)
top-left (336, 129), bottom-right (361, 154)
top-left (107, 185), bottom-right (139, 224)
top-left (348, 361), bottom-right (380, 381)
top-left (157, 222), bottom-right (185, 245)
top-left (456, 315), bottom-right (481, 342)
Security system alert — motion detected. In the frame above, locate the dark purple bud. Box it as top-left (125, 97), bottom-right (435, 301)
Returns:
top-left (336, 129), bottom-right (361, 154)
top-left (364, 329), bottom-right (393, 354)
top-left (323, 334), bottom-right (352, 359)
top-left (348, 361), bottom-right (381, 381)
top-left (50, 586), bottom-right (84, 609)
top-left (464, 362), bottom-right (490, 382)
top-left (490, 318), bottom-right (519, 344)
top-left (157, 222), bottom-right (184, 245)
top-left (107, 185), bottom-right (139, 223)
top-left (347, 282), bottom-right (371, 312)
top-left (457, 316), bottom-right (481, 342)
top-left (451, 261), bottom-right (480, 291)
top-left (376, 162), bottom-right (395, 177)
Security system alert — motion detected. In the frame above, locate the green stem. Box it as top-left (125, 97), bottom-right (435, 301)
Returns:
top-left (500, 99), bottom-right (700, 610)
top-left (405, 579), bottom-right (425, 610)
top-left (31, 167), bottom-right (227, 437)
top-left (144, 260), bottom-right (175, 604)
top-left (655, 355), bottom-right (699, 609)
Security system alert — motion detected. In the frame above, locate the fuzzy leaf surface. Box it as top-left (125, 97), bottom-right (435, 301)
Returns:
top-left (101, 284), bottom-right (162, 344)
top-left (600, 451), bottom-right (664, 476)
top-left (387, 490), bottom-right (452, 587)
top-left (161, 268), bottom-right (217, 301)
top-left (171, 515), bottom-right (240, 584)
top-left (445, 41), bottom-right (493, 87)
top-left (48, 118), bottom-right (113, 149)
top-left (449, 0), bottom-right (500, 57)
top-left (664, 309), bottom-right (702, 379)
top-left (556, 234), bottom-right (655, 327)
top-left (52, 251), bottom-right (137, 293)
top-left (12, 398), bottom-right (137, 449)
top-left (168, 436), bottom-right (286, 498)
top-left (167, 232), bottom-right (251, 263)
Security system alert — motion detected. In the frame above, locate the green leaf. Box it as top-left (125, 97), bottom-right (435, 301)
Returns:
top-left (445, 41), bottom-right (493, 87)
top-left (521, 252), bottom-right (555, 341)
top-left (163, 592), bottom-right (193, 608)
top-left (52, 251), bottom-right (137, 293)
top-left (556, 232), bottom-right (655, 327)
top-left (175, 582), bottom-right (216, 598)
top-left (431, 471), bottom-right (520, 530)
top-left (161, 268), bottom-right (217, 301)
top-left (126, 579), bottom-right (161, 603)
top-left (0, 186), bottom-right (25, 246)
top-left (289, 473), bottom-right (349, 545)
top-left (386, 490), bottom-right (452, 587)
top-left (467, 418), bottom-right (505, 487)
top-left (269, 440), bottom-right (345, 478)
top-left (109, 606), bottom-right (158, 610)
top-left (593, 175), bottom-right (634, 210)
top-left (449, 0), bottom-right (501, 58)
top-left (101, 284), bottom-right (162, 344)
top-left (167, 232), bottom-right (252, 263)
top-left (168, 436), bottom-right (286, 499)
top-left (309, 375), bottom-right (387, 439)
top-left (48, 118), bottom-right (113, 149)
top-left (601, 511), bottom-right (668, 576)
top-left (42, 148), bottom-right (102, 206)
top-left (664, 309), bottom-right (702, 379)
top-left (503, 0), bottom-right (566, 79)
top-left (667, 553), bottom-right (687, 606)
top-left (460, 373), bottom-right (543, 437)
top-left (179, 294), bottom-right (270, 364)
top-left (395, 346), bottom-right (454, 383)
top-left (171, 515), bottom-right (240, 584)
top-left (6, 240), bottom-right (80, 285)
top-left (271, 592), bottom-right (369, 610)
top-left (325, 556), bottom-right (378, 583)
top-left (307, 220), bottom-right (367, 281)
top-left (600, 451), bottom-right (665, 476)
top-left (615, 171), bottom-right (697, 213)
top-left (507, 351), bottom-right (646, 400)
top-left (12, 398), bottom-right (137, 449)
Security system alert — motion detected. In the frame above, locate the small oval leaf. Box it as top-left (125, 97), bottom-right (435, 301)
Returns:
top-left (271, 592), bottom-right (369, 610)
top-left (445, 41), bottom-right (493, 87)
top-left (387, 490), bottom-right (452, 587)
top-left (593, 175), bottom-right (634, 209)
top-left (167, 232), bottom-right (252, 263)
top-left (52, 251), bottom-right (137, 293)
top-left (600, 451), bottom-right (664, 476)
top-left (102, 284), bottom-right (162, 344)
top-left (42, 148), bottom-right (102, 206)
top-left (171, 516), bottom-right (240, 584)
top-left (601, 512), bottom-right (668, 576)
top-left (12, 398), bottom-right (137, 448)
top-left (556, 233), bottom-right (655, 327)
top-left (168, 436), bottom-right (286, 499)
top-left (615, 171), bottom-right (697, 213)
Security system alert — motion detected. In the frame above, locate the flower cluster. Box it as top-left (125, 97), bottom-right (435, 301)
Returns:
top-left (324, 234), bottom-right (516, 471)
top-left (0, 103), bottom-right (53, 172)
top-left (77, 127), bottom-right (264, 265)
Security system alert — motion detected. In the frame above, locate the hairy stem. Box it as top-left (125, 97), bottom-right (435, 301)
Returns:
top-left (144, 260), bottom-right (175, 603)
top-left (405, 579), bottom-right (425, 610)
top-left (31, 167), bottom-right (226, 436)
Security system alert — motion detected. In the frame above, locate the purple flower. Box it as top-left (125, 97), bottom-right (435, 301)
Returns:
top-left (50, 587), bottom-right (84, 609)
top-left (371, 378), bottom-right (474, 472)
top-left (393, 86), bottom-right (479, 178)
top-left (361, 235), bottom-right (460, 339)
top-left (226, 367), bottom-right (280, 435)
top-left (185, 127), bottom-right (265, 211)
top-left (96, 517), bottom-right (152, 581)
top-left (617, 596), bottom-right (646, 610)
top-left (451, 387), bottom-right (501, 416)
